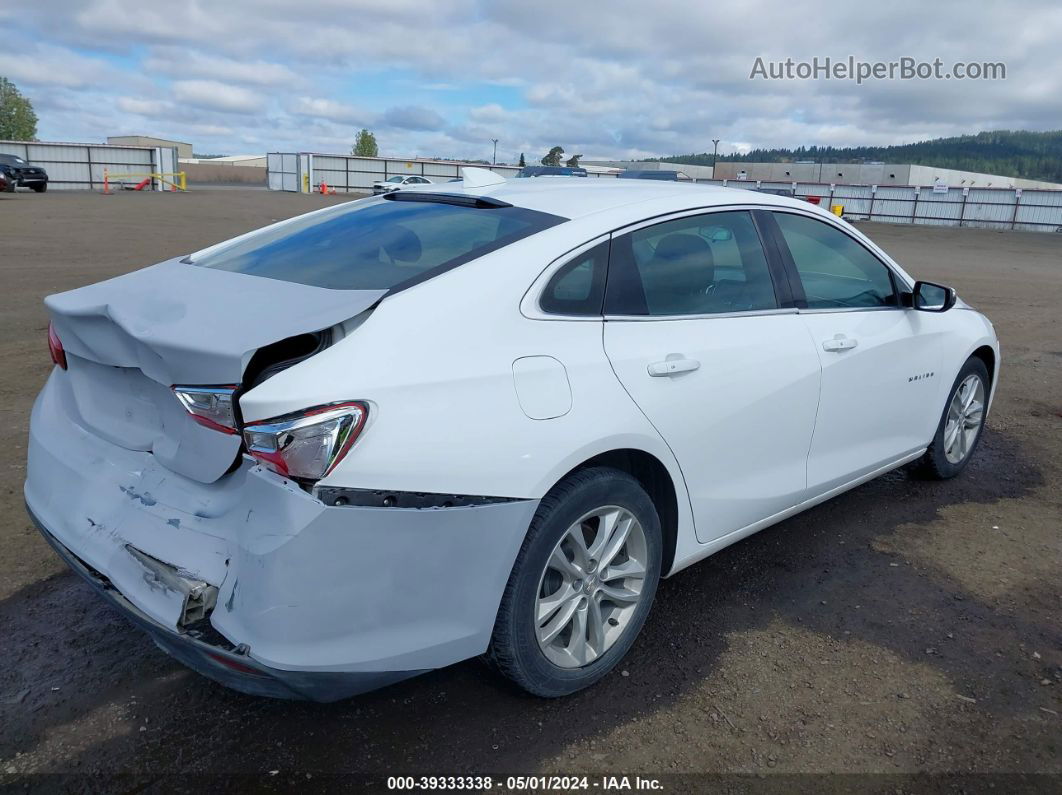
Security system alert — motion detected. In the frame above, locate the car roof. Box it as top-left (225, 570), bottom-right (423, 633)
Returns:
top-left (407, 176), bottom-right (817, 221)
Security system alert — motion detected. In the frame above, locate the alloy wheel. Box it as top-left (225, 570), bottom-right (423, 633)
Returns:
top-left (534, 506), bottom-right (649, 669)
top-left (943, 374), bottom-right (986, 464)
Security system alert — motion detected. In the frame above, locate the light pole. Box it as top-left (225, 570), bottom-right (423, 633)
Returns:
top-left (491, 138), bottom-right (499, 165)
top-left (712, 138), bottom-right (720, 169)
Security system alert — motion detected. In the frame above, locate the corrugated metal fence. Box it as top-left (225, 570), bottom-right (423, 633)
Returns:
top-left (266, 153), bottom-right (1062, 233)
top-left (0, 140), bottom-right (178, 190)
top-left (268, 153), bottom-right (523, 193)
top-left (267, 153), bottom-right (622, 193)
top-left (704, 179), bottom-right (1062, 233)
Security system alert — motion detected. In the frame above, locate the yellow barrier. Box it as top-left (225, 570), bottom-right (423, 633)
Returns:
top-left (102, 169), bottom-right (187, 192)
top-left (831, 204), bottom-right (844, 216)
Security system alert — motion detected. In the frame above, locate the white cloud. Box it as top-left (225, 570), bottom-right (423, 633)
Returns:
top-left (0, 0), bottom-right (1058, 160)
top-left (145, 47), bottom-right (297, 86)
top-left (0, 44), bottom-right (127, 89)
top-left (380, 106), bottom-right (446, 132)
top-left (116, 96), bottom-right (172, 116)
top-left (290, 97), bottom-right (371, 126)
top-left (171, 80), bottom-right (265, 114)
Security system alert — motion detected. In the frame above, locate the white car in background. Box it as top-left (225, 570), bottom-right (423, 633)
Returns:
top-left (27, 169), bottom-right (998, 701)
top-left (371, 174), bottom-right (433, 194)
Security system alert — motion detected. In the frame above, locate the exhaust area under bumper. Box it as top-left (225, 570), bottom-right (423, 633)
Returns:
top-left (30, 507), bottom-right (426, 702)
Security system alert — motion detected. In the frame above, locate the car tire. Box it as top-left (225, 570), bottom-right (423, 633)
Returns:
top-left (487, 466), bottom-right (662, 697)
top-left (32, 183), bottom-right (47, 193)
top-left (914, 356), bottom-right (990, 480)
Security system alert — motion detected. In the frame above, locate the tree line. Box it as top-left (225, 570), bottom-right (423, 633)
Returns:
top-left (655, 130), bottom-right (1062, 183)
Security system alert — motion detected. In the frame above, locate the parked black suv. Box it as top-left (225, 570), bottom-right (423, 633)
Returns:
top-left (0, 153), bottom-right (48, 192)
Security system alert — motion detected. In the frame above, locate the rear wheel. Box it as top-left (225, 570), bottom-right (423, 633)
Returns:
top-left (32, 183), bottom-right (47, 193)
top-left (914, 356), bottom-right (990, 479)
top-left (488, 467), bottom-right (662, 697)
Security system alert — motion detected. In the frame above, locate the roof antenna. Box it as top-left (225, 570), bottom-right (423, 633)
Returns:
top-left (460, 167), bottom-right (507, 189)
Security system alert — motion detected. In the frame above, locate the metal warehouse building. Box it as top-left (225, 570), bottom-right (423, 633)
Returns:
top-left (712, 161), bottom-right (1060, 189)
top-left (107, 135), bottom-right (193, 159)
top-left (583, 160), bottom-right (717, 180)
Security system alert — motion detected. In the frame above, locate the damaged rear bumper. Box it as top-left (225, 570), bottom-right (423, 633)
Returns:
top-left (30, 512), bottom-right (420, 701)
top-left (25, 371), bottom-right (540, 701)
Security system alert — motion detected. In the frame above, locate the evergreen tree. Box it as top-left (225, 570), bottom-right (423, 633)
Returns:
top-left (0, 77), bottom-right (38, 141)
top-left (352, 129), bottom-right (379, 157)
top-left (541, 146), bottom-right (564, 166)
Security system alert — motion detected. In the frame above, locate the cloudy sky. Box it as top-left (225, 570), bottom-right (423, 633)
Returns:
top-left (0, 0), bottom-right (1059, 163)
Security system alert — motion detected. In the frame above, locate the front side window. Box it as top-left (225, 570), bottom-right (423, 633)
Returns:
top-left (193, 198), bottom-right (565, 291)
top-left (605, 211), bottom-right (778, 316)
top-left (772, 213), bottom-right (898, 309)
top-left (540, 242), bottom-right (608, 316)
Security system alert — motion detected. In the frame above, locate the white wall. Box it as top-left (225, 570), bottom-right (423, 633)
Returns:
top-left (269, 153), bottom-right (524, 193)
top-left (713, 162), bottom-right (1062, 189)
top-left (584, 160), bottom-right (715, 180)
top-left (703, 178), bottom-right (1062, 233)
top-left (0, 140), bottom-right (176, 190)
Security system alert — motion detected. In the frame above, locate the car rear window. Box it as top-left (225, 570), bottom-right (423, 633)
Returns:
top-left (192, 197), bottom-right (566, 291)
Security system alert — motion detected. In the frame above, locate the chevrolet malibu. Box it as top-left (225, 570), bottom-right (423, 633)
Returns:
top-left (371, 174), bottom-right (434, 195)
top-left (26, 169), bottom-right (998, 701)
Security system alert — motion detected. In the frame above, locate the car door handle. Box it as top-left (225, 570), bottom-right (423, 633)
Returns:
top-left (822, 335), bottom-right (859, 352)
top-left (647, 358), bottom-right (701, 377)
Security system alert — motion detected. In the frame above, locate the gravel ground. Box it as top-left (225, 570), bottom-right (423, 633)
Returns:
top-left (0, 190), bottom-right (1059, 791)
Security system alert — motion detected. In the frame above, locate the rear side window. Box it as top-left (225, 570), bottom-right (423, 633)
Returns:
top-left (540, 242), bottom-right (608, 316)
top-left (192, 198), bottom-right (565, 291)
top-left (605, 211), bottom-right (779, 316)
top-left (772, 213), bottom-right (898, 309)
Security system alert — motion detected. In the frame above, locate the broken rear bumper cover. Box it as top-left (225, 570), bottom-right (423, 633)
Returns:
top-left (25, 372), bottom-right (539, 701)
top-left (29, 514), bottom-right (420, 701)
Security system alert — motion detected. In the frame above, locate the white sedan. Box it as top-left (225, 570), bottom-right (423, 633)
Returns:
top-left (27, 169), bottom-right (998, 701)
top-left (371, 174), bottom-right (433, 194)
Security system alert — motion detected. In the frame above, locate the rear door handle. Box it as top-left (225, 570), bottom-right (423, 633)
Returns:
top-left (822, 335), bottom-right (858, 353)
top-left (648, 358), bottom-right (701, 377)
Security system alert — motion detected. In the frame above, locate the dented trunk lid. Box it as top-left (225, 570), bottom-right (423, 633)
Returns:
top-left (46, 257), bottom-right (385, 483)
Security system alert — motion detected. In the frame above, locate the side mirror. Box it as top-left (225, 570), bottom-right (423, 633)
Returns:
top-left (907, 280), bottom-right (957, 312)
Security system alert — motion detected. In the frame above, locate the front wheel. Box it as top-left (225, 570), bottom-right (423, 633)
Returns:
top-left (32, 183), bottom-right (47, 193)
top-left (914, 356), bottom-right (990, 479)
top-left (487, 467), bottom-right (662, 697)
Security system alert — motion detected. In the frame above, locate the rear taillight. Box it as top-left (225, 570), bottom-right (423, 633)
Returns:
top-left (172, 386), bottom-right (238, 434)
top-left (47, 322), bottom-right (67, 370)
top-left (243, 402), bottom-right (368, 482)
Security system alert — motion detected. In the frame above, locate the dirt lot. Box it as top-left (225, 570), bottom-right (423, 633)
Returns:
top-left (0, 190), bottom-right (1059, 790)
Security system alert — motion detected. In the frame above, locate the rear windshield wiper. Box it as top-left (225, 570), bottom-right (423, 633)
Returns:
top-left (381, 191), bottom-right (513, 209)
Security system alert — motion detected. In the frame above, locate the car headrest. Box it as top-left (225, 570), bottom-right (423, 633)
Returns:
top-left (645, 234), bottom-right (714, 295)
top-left (379, 224), bottom-right (422, 263)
